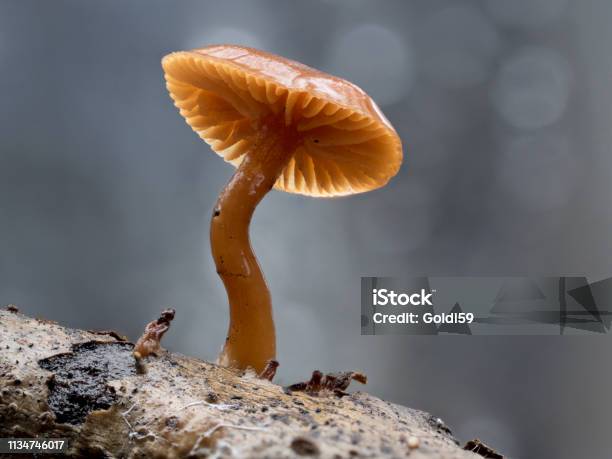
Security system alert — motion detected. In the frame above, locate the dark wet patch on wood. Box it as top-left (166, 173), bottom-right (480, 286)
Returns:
top-left (464, 439), bottom-right (504, 458)
top-left (38, 341), bottom-right (135, 425)
top-left (290, 436), bottom-right (320, 456)
top-left (86, 329), bottom-right (129, 342)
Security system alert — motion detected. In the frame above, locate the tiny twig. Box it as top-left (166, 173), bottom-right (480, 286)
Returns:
top-left (121, 403), bottom-right (170, 445)
top-left (123, 403), bottom-right (137, 416)
top-left (121, 404), bottom-right (137, 432)
top-left (179, 400), bottom-right (238, 411)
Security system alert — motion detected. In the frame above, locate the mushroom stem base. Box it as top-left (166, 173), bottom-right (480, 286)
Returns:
top-left (211, 126), bottom-right (296, 373)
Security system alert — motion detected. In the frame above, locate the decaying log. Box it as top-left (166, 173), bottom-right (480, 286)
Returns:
top-left (0, 308), bottom-right (485, 458)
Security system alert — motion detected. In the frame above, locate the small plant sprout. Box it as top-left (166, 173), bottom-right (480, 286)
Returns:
top-left (162, 45), bottom-right (402, 373)
top-left (134, 308), bottom-right (176, 359)
top-left (285, 370), bottom-right (367, 397)
top-left (258, 359), bottom-right (279, 381)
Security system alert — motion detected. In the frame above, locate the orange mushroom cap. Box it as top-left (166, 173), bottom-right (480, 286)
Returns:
top-left (162, 45), bottom-right (403, 197)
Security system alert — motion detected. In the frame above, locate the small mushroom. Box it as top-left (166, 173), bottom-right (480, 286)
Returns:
top-left (162, 45), bottom-right (402, 373)
top-left (407, 436), bottom-right (420, 450)
top-left (258, 359), bottom-right (279, 381)
top-left (134, 308), bottom-right (176, 358)
top-left (285, 370), bottom-right (367, 396)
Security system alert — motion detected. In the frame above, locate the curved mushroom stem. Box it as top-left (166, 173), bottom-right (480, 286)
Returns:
top-left (211, 122), bottom-right (297, 373)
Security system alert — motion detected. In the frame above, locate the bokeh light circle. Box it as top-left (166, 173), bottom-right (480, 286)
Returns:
top-left (491, 47), bottom-right (571, 130)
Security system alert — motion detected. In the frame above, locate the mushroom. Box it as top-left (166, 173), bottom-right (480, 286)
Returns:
top-left (134, 308), bottom-right (176, 358)
top-left (162, 45), bottom-right (402, 373)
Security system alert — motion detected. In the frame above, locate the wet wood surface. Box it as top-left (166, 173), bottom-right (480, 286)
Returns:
top-left (0, 308), bottom-right (483, 458)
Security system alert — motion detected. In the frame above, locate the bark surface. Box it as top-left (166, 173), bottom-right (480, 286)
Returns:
top-left (0, 309), bottom-right (484, 459)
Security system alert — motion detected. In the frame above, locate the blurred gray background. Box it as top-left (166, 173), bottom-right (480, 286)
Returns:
top-left (1, 0), bottom-right (611, 457)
